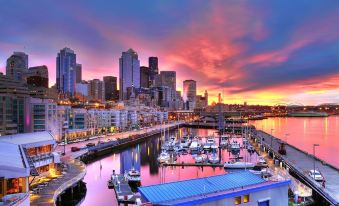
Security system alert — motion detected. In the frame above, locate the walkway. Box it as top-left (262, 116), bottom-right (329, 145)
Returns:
top-left (255, 130), bottom-right (339, 205)
top-left (30, 159), bottom-right (86, 206)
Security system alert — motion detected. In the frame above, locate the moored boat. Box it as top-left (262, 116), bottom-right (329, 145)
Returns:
top-left (224, 160), bottom-right (255, 169)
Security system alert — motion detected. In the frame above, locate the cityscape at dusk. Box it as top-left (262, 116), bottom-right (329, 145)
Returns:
top-left (0, 1), bottom-right (339, 206)
top-left (1, 1), bottom-right (339, 105)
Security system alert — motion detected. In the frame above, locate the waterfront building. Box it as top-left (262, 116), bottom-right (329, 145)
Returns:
top-left (26, 65), bottom-right (49, 88)
top-left (0, 131), bottom-right (60, 176)
top-left (89, 79), bottom-right (105, 102)
top-left (183, 80), bottom-right (197, 110)
top-left (56, 105), bottom-right (72, 142)
top-left (0, 141), bottom-right (30, 205)
top-left (148, 57), bottom-right (158, 86)
top-left (140, 66), bottom-right (151, 88)
top-left (119, 49), bottom-right (140, 100)
top-left (56, 47), bottom-right (77, 97)
top-left (103, 76), bottom-right (118, 101)
top-left (30, 98), bottom-right (60, 141)
top-left (196, 92), bottom-right (208, 110)
top-left (66, 108), bottom-right (93, 140)
top-left (75, 63), bottom-right (82, 83)
top-left (0, 74), bottom-right (31, 136)
top-left (128, 110), bottom-right (138, 127)
top-left (139, 171), bottom-right (290, 206)
top-left (6, 52), bottom-right (28, 81)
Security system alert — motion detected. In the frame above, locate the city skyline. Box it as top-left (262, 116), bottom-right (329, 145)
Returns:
top-left (1, 1), bottom-right (339, 105)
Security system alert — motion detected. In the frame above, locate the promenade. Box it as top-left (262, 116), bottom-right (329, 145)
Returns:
top-left (255, 130), bottom-right (339, 205)
top-left (30, 159), bottom-right (86, 206)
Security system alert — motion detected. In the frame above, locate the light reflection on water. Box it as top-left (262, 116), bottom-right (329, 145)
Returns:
top-left (252, 116), bottom-right (339, 167)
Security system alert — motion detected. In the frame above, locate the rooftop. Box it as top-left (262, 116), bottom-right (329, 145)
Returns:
top-left (139, 171), bottom-right (290, 205)
top-left (0, 141), bottom-right (29, 178)
top-left (0, 131), bottom-right (56, 148)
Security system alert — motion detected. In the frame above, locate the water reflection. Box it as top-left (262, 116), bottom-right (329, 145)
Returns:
top-left (252, 116), bottom-right (339, 167)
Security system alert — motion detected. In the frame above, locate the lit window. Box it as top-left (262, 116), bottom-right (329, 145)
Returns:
top-left (235, 196), bottom-right (241, 205)
top-left (244, 194), bottom-right (250, 203)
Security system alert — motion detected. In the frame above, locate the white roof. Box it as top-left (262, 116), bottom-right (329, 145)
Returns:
top-left (0, 142), bottom-right (29, 178)
top-left (0, 131), bottom-right (56, 148)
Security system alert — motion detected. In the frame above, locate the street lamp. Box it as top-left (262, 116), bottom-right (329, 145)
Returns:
top-left (313, 144), bottom-right (320, 179)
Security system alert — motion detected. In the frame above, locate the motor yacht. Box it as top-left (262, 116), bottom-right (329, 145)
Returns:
top-left (224, 159), bottom-right (255, 169)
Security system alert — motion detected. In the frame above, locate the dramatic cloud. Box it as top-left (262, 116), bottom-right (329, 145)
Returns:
top-left (0, 0), bottom-right (339, 105)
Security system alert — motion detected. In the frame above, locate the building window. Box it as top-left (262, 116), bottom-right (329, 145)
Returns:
top-left (235, 196), bottom-right (241, 205)
top-left (244, 194), bottom-right (250, 203)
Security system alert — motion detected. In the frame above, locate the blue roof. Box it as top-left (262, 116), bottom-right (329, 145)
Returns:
top-left (138, 171), bottom-right (267, 204)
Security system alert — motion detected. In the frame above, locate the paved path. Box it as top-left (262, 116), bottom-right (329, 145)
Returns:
top-left (256, 130), bottom-right (339, 205)
top-left (30, 159), bottom-right (86, 206)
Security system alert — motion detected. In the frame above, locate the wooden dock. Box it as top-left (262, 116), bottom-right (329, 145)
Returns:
top-left (254, 130), bottom-right (339, 206)
top-left (162, 162), bottom-right (224, 167)
top-left (109, 173), bottom-right (141, 205)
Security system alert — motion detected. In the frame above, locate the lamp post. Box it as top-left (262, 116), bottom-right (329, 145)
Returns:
top-left (313, 144), bottom-right (320, 179)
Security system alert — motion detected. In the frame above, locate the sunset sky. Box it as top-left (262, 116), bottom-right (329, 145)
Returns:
top-left (1, 1), bottom-right (339, 105)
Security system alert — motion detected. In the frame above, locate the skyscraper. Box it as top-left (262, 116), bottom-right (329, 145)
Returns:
top-left (183, 80), bottom-right (197, 110)
top-left (103, 76), bottom-right (118, 101)
top-left (148, 57), bottom-right (158, 86)
top-left (6, 52), bottom-right (29, 81)
top-left (140, 66), bottom-right (151, 88)
top-left (26, 65), bottom-right (49, 88)
top-left (89, 79), bottom-right (105, 102)
top-left (158, 71), bottom-right (176, 94)
top-left (56, 47), bottom-right (77, 96)
top-left (76, 63), bottom-right (82, 83)
top-left (119, 49), bottom-right (140, 100)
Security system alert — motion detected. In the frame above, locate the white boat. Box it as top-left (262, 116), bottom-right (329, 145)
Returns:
top-left (204, 137), bottom-right (215, 150)
top-left (158, 151), bottom-right (170, 163)
top-left (208, 153), bottom-right (220, 164)
top-left (168, 136), bottom-right (177, 146)
top-left (220, 135), bottom-right (229, 147)
top-left (194, 154), bottom-right (206, 163)
top-left (179, 139), bottom-right (190, 148)
top-left (224, 160), bottom-right (255, 169)
top-left (257, 156), bottom-right (268, 167)
top-left (125, 168), bottom-right (141, 183)
top-left (189, 140), bottom-right (201, 152)
top-left (230, 140), bottom-right (241, 152)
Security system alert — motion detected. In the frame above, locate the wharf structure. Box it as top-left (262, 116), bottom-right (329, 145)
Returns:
top-left (253, 130), bottom-right (339, 205)
top-left (138, 171), bottom-right (290, 206)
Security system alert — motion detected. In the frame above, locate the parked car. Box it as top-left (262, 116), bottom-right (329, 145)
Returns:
top-left (86, 143), bottom-right (95, 147)
top-left (308, 170), bottom-right (324, 182)
top-left (71, 147), bottom-right (80, 152)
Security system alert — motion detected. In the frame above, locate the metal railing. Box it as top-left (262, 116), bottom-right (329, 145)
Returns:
top-left (52, 159), bottom-right (86, 206)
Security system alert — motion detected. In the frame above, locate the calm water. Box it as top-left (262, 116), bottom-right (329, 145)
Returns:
top-left (81, 128), bottom-right (259, 206)
top-left (251, 116), bottom-right (339, 167)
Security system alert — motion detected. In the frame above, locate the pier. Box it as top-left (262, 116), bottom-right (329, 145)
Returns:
top-left (254, 130), bottom-right (339, 205)
top-left (109, 173), bottom-right (141, 205)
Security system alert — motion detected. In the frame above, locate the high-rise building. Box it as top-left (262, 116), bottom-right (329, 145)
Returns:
top-left (140, 66), bottom-right (151, 88)
top-left (183, 80), bottom-right (197, 110)
top-left (148, 57), bottom-right (158, 86)
top-left (89, 79), bottom-right (105, 102)
top-left (103, 76), bottom-right (118, 101)
top-left (56, 47), bottom-right (77, 96)
top-left (204, 90), bottom-right (208, 106)
top-left (75, 80), bottom-right (89, 99)
top-left (6, 52), bottom-right (29, 81)
top-left (156, 71), bottom-right (176, 95)
top-left (76, 63), bottom-right (82, 83)
top-left (0, 73), bottom-right (31, 136)
top-left (26, 65), bottom-right (49, 88)
top-left (119, 49), bottom-right (140, 100)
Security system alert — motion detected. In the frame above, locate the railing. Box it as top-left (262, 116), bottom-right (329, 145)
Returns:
top-left (22, 148), bottom-right (39, 176)
top-left (52, 159), bottom-right (86, 206)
